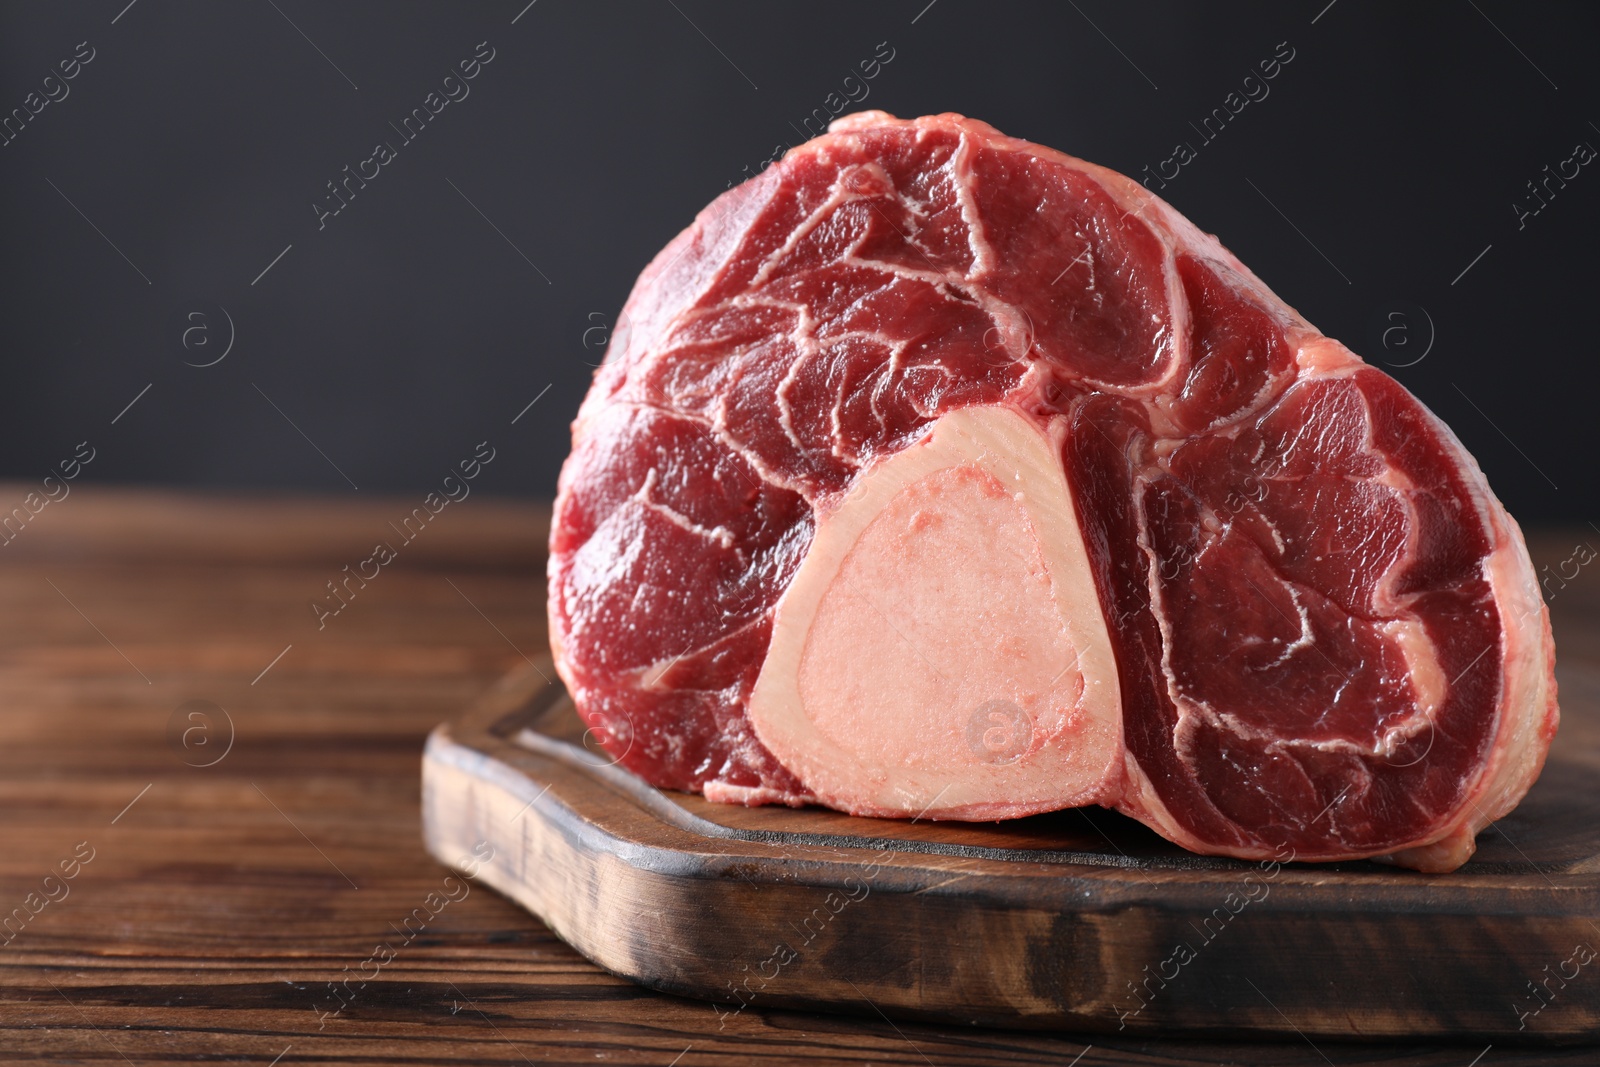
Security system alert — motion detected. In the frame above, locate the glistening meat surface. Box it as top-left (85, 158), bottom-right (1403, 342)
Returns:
top-left (548, 111), bottom-right (1557, 873)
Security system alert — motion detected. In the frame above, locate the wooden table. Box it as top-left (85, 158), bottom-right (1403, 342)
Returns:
top-left (1, 485), bottom-right (1594, 1066)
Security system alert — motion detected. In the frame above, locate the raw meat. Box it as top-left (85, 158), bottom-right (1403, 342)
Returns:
top-left (548, 112), bottom-right (1557, 873)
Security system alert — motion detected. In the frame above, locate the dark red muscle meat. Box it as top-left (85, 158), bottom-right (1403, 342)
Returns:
top-left (548, 112), bottom-right (1557, 872)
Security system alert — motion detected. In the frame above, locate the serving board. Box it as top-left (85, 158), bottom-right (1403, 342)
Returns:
top-left (422, 659), bottom-right (1600, 1043)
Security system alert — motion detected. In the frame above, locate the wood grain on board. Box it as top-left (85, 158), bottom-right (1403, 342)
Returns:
top-left (0, 483), bottom-right (1596, 1065)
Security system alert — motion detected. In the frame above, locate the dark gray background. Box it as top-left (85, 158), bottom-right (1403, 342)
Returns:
top-left (1, 1), bottom-right (1592, 521)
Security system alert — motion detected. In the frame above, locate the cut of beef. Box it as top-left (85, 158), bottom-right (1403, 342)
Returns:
top-left (548, 112), bottom-right (1557, 872)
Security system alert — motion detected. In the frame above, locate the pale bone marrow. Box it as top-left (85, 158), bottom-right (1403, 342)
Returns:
top-left (748, 405), bottom-right (1123, 821)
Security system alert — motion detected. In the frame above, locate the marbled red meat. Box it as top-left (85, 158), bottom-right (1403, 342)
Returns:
top-left (548, 112), bottom-right (1557, 872)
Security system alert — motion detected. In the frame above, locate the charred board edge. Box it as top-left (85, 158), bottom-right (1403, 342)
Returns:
top-left (420, 661), bottom-right (1600, 1042)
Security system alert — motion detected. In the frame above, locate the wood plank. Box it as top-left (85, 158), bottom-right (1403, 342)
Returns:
top-left (0, 488), bottom-right (1593, 1064)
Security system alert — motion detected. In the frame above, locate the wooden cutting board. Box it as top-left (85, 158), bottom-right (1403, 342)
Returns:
top-left (421, 659), bottom-right (1600, 1043)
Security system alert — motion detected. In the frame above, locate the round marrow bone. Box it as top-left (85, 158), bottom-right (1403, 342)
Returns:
top-left (749, 405), bottom-right (1122, 819)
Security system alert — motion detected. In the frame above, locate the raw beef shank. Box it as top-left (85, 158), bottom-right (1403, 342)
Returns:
top-left (548, 112), bottom-right (1557, 873)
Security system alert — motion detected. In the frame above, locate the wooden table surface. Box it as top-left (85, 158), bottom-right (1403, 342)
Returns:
top-left (2, 485), bottom-right (1595, 1067)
